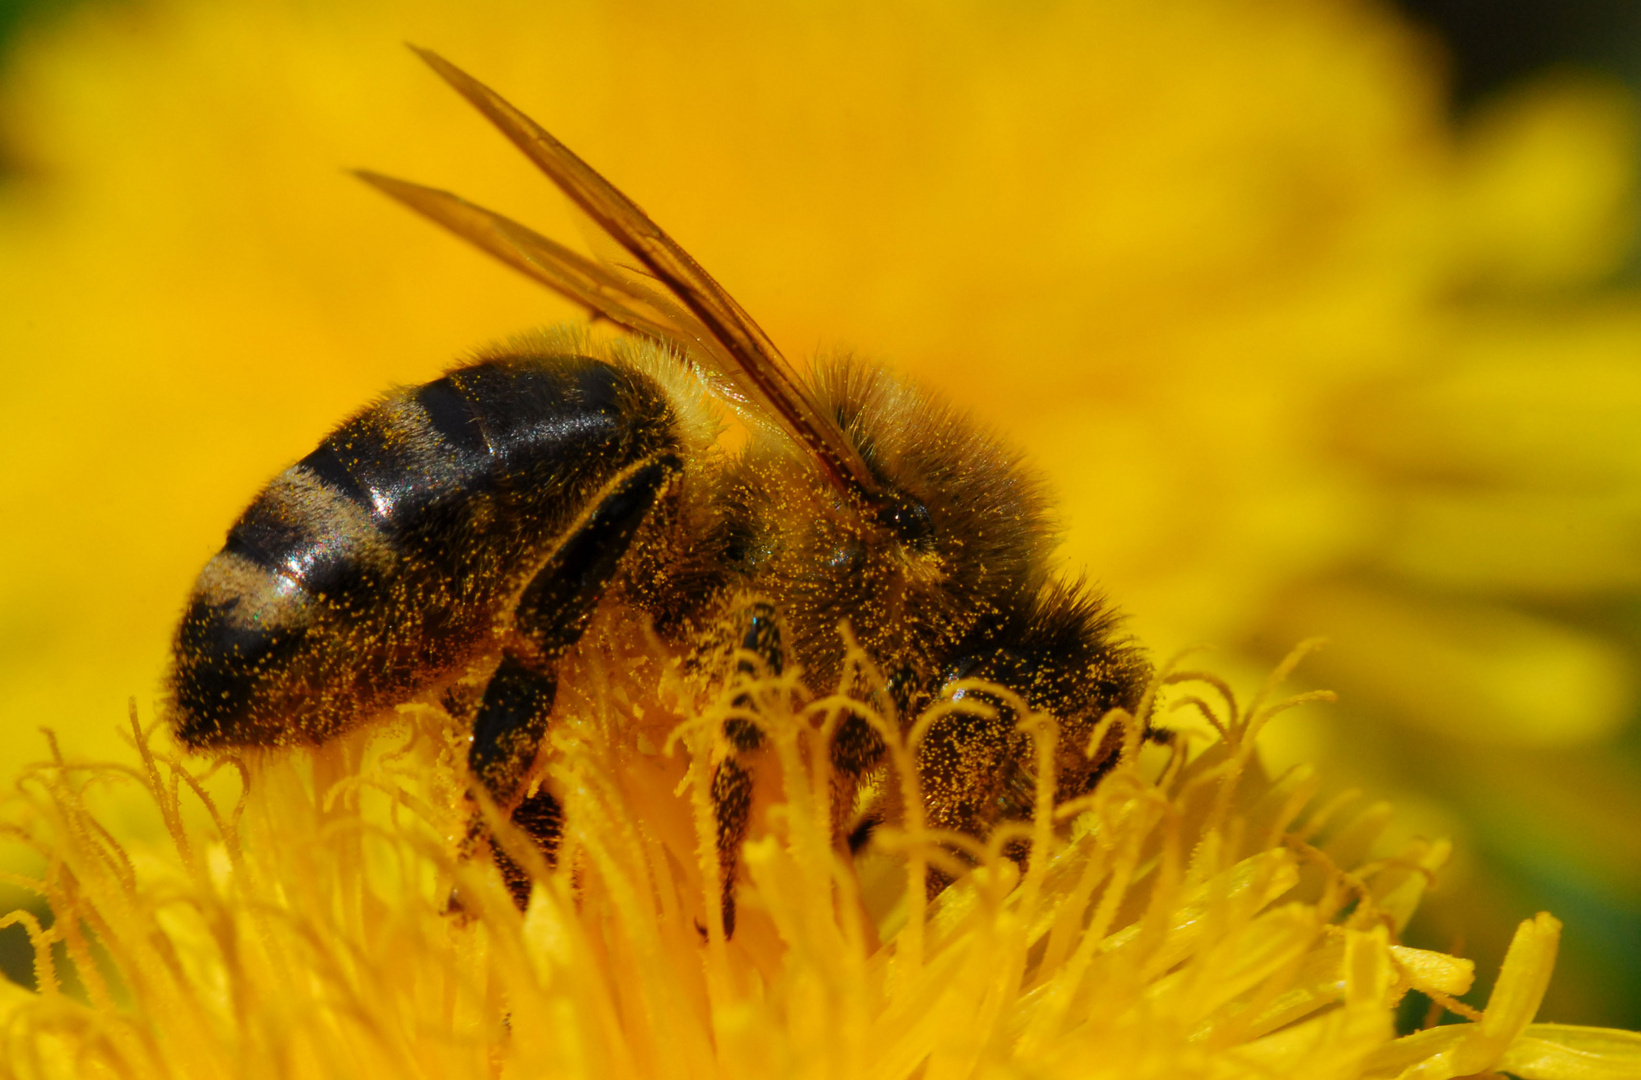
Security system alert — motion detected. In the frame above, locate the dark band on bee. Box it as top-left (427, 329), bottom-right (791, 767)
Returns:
top-left (413, 376), bottom-right (491, 459)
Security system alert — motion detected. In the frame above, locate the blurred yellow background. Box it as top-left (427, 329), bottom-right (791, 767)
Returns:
top-left (2, 0), bottom-right (1639, 1031)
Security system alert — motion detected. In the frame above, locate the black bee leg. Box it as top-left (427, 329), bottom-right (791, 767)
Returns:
top-left (710, 603), bottom-right (781, 936)
top-left (467, 655), bottom-right (565, 906)
top-left (468, 455), bottom-right (679, 908)
top-left (710, 756), bottom-right (753, 937)
top-left (493, 787), bottom-right (565, 907)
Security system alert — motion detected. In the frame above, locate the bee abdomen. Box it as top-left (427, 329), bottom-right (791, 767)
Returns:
top-left (170, 352), bottom-right (677, 748)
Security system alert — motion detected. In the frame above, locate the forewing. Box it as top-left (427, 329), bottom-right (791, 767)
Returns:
top-left (355, 170), bottom-right (747, 398)
top-left (409, 47), bottom-right (880, 503)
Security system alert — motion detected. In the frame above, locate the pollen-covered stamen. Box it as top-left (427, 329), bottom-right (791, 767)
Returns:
top-left (16, 650), bottom-right (1641, 1077)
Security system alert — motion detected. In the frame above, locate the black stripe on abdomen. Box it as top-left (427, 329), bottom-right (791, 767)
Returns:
top-left (297, 389), bottom-right (494, 540)
top-left (415, 376), bottom-right (491, 458)
top-left (445, 356), bottom-right (629, 469)
top-left (297, 442), bottom-right (375, 511)
top-left (222, 467), bottom-right (387, 598)
top-left (225, 493), bottom-right (324, 581)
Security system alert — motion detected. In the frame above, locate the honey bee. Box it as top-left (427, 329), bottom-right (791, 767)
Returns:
top-left (167, 49), bottom-right (1150, 927)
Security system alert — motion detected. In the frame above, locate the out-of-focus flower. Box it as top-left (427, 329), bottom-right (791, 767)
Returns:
top-left (2, 0), bottom-right (1640, 1024)
top-left (3, 656), bottom-right (1638, 1078)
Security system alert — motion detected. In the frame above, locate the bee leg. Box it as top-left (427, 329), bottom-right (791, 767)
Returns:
top-left (709, 756), bottom-right (753, 937)
top-left (822, 665), bottom-right (904, 860)
top-left (494, 787), bottom-right (566, 906)
top-left (468, 656), bottom-right (561, 907)
top-left (918, 676), bottom-right (1024, 899)
top-left (468, 455), bottom-right (680, 909)
top-left (710, 602), bottom-right (782, 937)
top-left (830, 714), bottom-right (887, 842)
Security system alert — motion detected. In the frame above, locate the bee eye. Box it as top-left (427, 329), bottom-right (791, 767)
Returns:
top-left (877, 493), bottom-right (934, 547)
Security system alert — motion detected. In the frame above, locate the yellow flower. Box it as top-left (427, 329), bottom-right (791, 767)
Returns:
top-left (3, 0), bottom-right (1641, 1030)
top-left (4, 652), bottom-right (1637, 1078)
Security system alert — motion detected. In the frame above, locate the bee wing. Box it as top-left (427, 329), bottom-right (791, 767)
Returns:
top-left (406, 47), bottom-right (882, 503)
top-left (354, 170), bottom-right (753, 405)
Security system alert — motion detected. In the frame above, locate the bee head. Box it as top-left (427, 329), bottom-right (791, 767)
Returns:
top-left (930, 580), bottom-right (1151, 811)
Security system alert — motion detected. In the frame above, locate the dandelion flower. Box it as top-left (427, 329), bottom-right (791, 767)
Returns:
top-left (3, 646), bottom-right (1638, 1079)
top-left (3, 0), bottom-right (1641, 1029)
